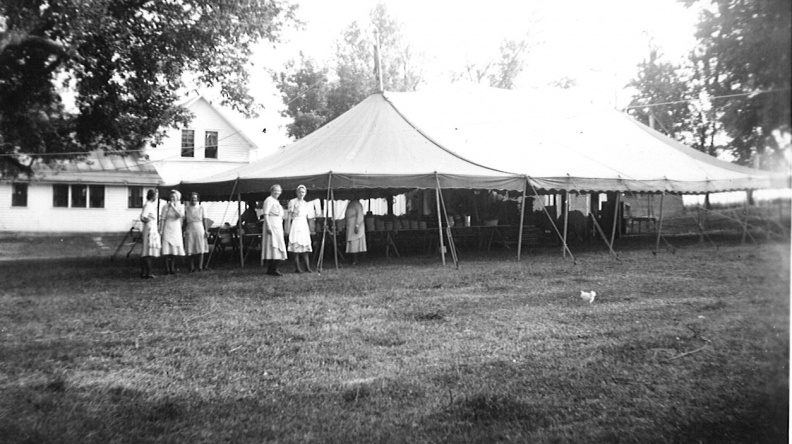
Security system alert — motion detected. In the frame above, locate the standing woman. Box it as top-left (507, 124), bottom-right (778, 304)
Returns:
top-left (287, 185), bottom-right (313, 273)
top-left (345, 198), bottom-right (367, 265)
top-left (184, 192), bottom-right (209, 272)
top-left (139, 189), bottom-right (161, 278)
top-left (160, 189), bottom-right (186, 274)
top-left (261, 184), bottom-right (287, 276)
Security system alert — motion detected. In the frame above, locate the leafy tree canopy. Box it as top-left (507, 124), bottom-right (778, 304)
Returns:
top-left (0, 0), bottom-right (298, 177)
top-left (628, 0), bottom-right (790, 168)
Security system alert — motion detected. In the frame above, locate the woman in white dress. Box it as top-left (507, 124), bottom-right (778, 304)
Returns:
top-left (261, 184), bottom-right (287, 276)
top-left (287, 185), bottom-right (313, 273)
top-left (139, 189), bottom-right (161, 278)
top-left (345, 198), bottom-right (367, 265)
top-left (184, 192), bottom-right (209, 272)
top-left (159, 189), bottom-right (186, 274)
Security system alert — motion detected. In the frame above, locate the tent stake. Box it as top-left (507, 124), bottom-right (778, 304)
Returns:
top-left (517, 179), bottom-right (527, 261)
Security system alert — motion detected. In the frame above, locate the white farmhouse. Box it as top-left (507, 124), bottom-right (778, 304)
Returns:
top-left (0, 94), bottom-right (260, 233)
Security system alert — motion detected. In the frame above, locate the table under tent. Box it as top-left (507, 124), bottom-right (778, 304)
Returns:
top-left (168, 86), bottom-right (788, 269)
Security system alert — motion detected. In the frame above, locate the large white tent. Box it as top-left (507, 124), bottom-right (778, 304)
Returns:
top-left (173, 86), bottom-right (787, 265)
top-left (178, 85), bottom-right (785, 198)
top-left (383, 85), bottom-right (787, 194)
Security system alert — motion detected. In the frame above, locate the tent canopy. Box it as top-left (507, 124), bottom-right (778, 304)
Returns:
top-left (176, 93), bottom-right (525, 201)
top-left (384, 86), bottom-right (787, 194)
top-left (175, 85), bottom-right (786, 200)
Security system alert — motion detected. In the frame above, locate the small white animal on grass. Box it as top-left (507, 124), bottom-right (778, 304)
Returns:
top-left (580, 290), bottom-right (596, 304)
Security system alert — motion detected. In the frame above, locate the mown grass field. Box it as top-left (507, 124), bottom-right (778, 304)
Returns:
top-left (0, 235), bottom-right (789, 443)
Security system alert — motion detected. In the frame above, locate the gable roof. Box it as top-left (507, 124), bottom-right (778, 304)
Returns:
top-left (179, 95), bottom-right (258, 150)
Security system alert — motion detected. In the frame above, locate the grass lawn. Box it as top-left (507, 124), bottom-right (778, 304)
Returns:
top-left (0, 235), bottom-right (788, 443)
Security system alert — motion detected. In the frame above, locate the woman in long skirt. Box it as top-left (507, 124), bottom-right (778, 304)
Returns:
top-left (261, 184), bottom-right (287, 276)
top-left (139, 189), bottom-right (161, 278)
top-left (160, 189), bottom-right (185, 274)
top-left (287, 184), bottom-right (313, 273)
top-left (184, 192), bottom-right (209, 272)
top-left (345, 199), bottom-right (367, 265)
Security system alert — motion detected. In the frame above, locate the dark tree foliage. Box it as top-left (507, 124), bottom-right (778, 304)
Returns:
top-left (630, 0), bottom-right (791, 167)
top-left (685, 0), bottom-right (791, 167)
top-left (627, 47), bottom-right (721, 157)
top-left (0, 0), bottom-right (298, 176)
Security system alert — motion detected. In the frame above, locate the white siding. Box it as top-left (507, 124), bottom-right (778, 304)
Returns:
top-left (146, 97), bottom-right (256, 184)
top-left (0, 183), bottom-right (155, 233)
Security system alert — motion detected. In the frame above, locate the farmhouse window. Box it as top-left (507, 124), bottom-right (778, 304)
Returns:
top-left (181, 130), bottom-right (195, 157)
top-left (128, 186), bottom-right (143, 208)
top-left (11, 183), bottom-right (27, 207)
top-left (205, 131), bottom-right (218, 159)
top-left (89, 185), bottom-right (105, 208)
top-left (72, 184), bottom-right (87, 207)
top-left (52, 184), bottom-right (105, 208)
top-left (53, 184), bottom-right (69, 207)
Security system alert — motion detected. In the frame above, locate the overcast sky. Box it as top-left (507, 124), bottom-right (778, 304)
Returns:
top-left (229, 0), bottom-right (701, 155)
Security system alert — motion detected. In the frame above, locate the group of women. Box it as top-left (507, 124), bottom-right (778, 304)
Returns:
top-left (139, 189), bottom-right (209, 278)
top-left (261, 184), bottom-right (313, 276)
top-left (258, 184), bottom-right (370, 275)
top-left (138, 184), bottom-right (368, 278)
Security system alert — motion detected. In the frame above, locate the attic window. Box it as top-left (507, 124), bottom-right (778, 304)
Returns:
top-left (205, 131), bottom-right (218, 159)
top-left (181, 130), bottom-right (195, 157)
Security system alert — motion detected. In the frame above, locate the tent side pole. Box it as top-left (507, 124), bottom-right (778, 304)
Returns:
top-left (609, 192), bottom-right (621, 248)
top-left (237, 192), bottom-right (245, 267)
top-left (741, 198), bottom-right (749, 244)
top-left (528, 182), bottom-right (575, 263)
top-left (331, 187), bottom-right (338, 270)
top-left (517, 179), bottom-right (527, 261)
top-left (654, 192), bottom-right (666, 253)
top-left (562, 191), bottom-right (570, 258)
top-left (435, 187), bottom-right (446, 266)
top-left (317, 176), bottom-right (333, 273)
top-left (206, 178), bottom-right (239, 269)
top-left (435, 175), bottom-right (459, 269)
top-left (589, 213), bottom-right (619, 260)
